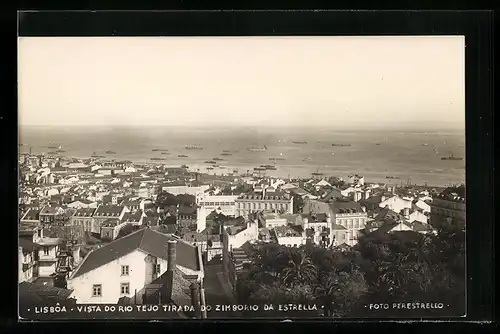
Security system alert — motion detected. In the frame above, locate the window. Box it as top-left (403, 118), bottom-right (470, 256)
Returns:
top-left (120, 283), bottom-right (130, 295)
top-left (43, 247), bottom-right (49, 255)
top-left (155, 264), bottom-right (161, 274)
top-left (92, 284), bottom-right (102, 297)
top-left (121, 265), bottom-right (129, 276)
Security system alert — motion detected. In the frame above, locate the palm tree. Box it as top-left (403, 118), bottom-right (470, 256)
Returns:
top-left (280, 248), bottom-right (317, 287)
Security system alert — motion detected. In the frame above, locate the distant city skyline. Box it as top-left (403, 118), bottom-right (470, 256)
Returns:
top-left (18, 36), bottom-right (465, 129)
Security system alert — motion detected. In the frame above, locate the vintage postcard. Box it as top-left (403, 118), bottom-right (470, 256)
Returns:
top-left (18, 36), bottom-right (466, 320)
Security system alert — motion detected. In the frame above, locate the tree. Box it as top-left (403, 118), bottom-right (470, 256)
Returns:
top-left (292, 194), bottom-right (305, 214)
top-left (280, 248), bottom-right (317, 287)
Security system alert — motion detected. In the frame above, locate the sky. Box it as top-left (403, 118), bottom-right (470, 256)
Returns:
top-left (18, 36), bottom-right (465, 129)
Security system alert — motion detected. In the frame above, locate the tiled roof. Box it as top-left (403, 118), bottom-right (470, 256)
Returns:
top-left (331, 224), bottom-right (347, 230)
top-left (178, 206), bottom-right (197, 215)
top-left (373, 207), bottom-right (405, 223)
top-left (238, 191), bottom-right (290, 201)
top-left (71, 228), bottom-right (200, 279)
top-left (22, 209), bottom-right (40, 221)
top-left (360, 195), bottom-right (382, 205)
top-left (40, 206), bottom-right (62, 215)
top-left (94, 205), bottom-right (124, 217)
top-left (19, 238), bottom-right (36, 253)
top-left (330, 199), bottom-right (363, 214)
top-left (19, 282), bottom-right (74, 303)
top-left (72, 208), bottom-right (96, 217)
top-left (121, 211), bottom-right (143, 222)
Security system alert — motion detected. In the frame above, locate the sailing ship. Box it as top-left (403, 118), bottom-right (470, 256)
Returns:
top-left (248, 145), bottom-right (268, 152)
top-left (441, 154), bottom-right (463, 161)
top-left (293, 141), bottom-right (307, 144)
top-left (185, 145), bottom-right (203, 150)
top-left (312, 170), bottom-right (324, 176)
top-left (178, 154), bottom-right (188, 158)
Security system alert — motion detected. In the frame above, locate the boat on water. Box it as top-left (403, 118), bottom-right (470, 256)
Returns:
top-left (269, 157), bottom-right (285, 161)
top-left (386, 176), bottom-right (400, 179)
top-left (248, 145), bottom-right (268, 152)
top-left (204, 160), bottom-right (216, 164)
top-left (261, 164), bottom-right (276, 170)
top-left (206, 167), bottom-right (214, 170)
top-left (106, 150), bottom-right (116, 154)
top-left (293, 141), bottom-right (308, 144)
top-left (441, 154), bottom-right (463, 161)
top-left (48, 146), bottom-right (58, 149)
top-left (47, 151), bottom-right (59, 155)
top-left (185, 145), bottom-right (203, 150)
top-left (161, 152), bottom-right (170, 155)
top-left (302, 156), bottom-right (312, 162)
top-left (181, 164), bottom-right (189, 169)
top-left (332, 144), bottom-right (351, 147)
top-left (312, 171), bottom-right (324, 176)
top-left (375, 143), bottom-right (382, 146)
top-left (254, 167), bottom-right (266, 171)
top-left (213, 157), bottom-right (224, 161)
top-left (151, 157), bottom-right (166, 161)
top-left (422, 143), bottom-right (429, 146)
top-left (221, 153), bottom-right (232, 156)
top-left (178, 154), bottom-right (188, 158)
top-left (55, 150), bottom-right (66, 153)
top-left (212, 164), bottom-right (220, 168)
top-left (152, 148), bottom-right (169, 152)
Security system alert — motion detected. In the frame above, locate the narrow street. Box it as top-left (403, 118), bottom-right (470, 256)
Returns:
top-left (203, 257), bottom-right (241, 318)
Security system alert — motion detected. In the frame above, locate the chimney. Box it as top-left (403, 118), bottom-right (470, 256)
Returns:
top-left (164, 240), bottom-right (177, 301)
top-left (403, 207), bottom-right (410, 219)
top-left (167, 240), bottom-right (177, 271)
top-left (190, 282), bottom-right (202, 318)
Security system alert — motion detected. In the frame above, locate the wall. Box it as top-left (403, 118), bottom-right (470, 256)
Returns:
top-left (389, 223), bottom-right (413, 232)
top-left (197, 195), bottom-right (238, 217)
top-left (335, 213), bottom-right (368, 246)
top-left (226, 222), bottom-right (258, 249)
top-left (409, 210), bottom-right (428, 224)
top-left (264, 218), bottom-right (288, 229)
top-left (69, 249), bottom-right (149, 304)
top-left (68, 249), bottom-right (203, 304)
top-left (161, 185), bottom-right (210, 196)
top-left (277, 236), bottom-right (305, 247)
top-left (235, 199), bottom-right (293, 217)
top-left (379, 196), bottom-right (413, 213)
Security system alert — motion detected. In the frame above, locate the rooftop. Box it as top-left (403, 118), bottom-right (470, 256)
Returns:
top-left (238, 191), bottom-right (289, 201)
top-left (94, 205), bottom-right (124, 217)
top-left (72, 208), bottom-right (96, 217)
top-left (71, 228), bottom-right (200, 279)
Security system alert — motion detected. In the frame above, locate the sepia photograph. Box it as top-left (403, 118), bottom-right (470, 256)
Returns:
top-left (18, 36), bottom-right (466, 320)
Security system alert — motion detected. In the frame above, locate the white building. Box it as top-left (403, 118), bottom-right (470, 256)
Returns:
top-left (33, 230), bottom-right (62, 278)
top-left (235, 191), bottom-right (293, 217)
top-left (379, 195), bottom-right (413, 213)
top-left (196, 194), bottom-right (238, 217)
top-left (68, 228), bottom-right (204, 304)
top-left (161, 185), bottom-right (210, 196)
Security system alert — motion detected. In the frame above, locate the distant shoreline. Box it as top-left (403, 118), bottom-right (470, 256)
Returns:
top-left (19, 124), bottom-right (465, 132)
